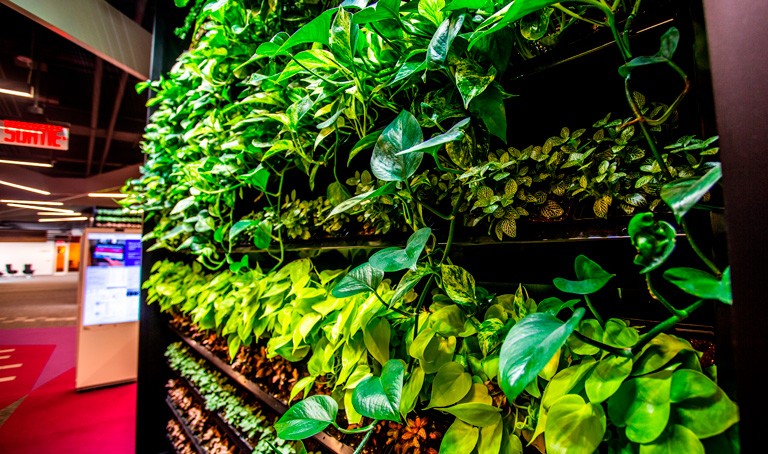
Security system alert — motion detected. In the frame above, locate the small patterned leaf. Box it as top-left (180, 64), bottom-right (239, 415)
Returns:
top-left (516, 207), bottom-right (529, 216)
top-left (633, 91), bottom-right (646, 110)
top-left (494, 223), bottom-right (504, 241)
top-left (593, 129), bottom-right (605, 142)
top-left (493, 207), bottom-right (506, 218)
top-left (540, 200), bottom-right (564, 219)
top-left (635, 175), bottom-right (654, 188)
top-left (500, 218), bottom-right (517, 238)
top-left (561, 127), bottom-right (570, 139)
top-left (627, 147), bottom-right (646, 161)
top-left (579, 175), bottom-right (588, 189)
top-left (504, 179), bottom-right (518, 197)
top-left (552, 180), bottom-right (568, 196)
top-left (593, 195), bottom-right (612, 218)
top-left (624, 193), bottom-right (647, 207)
top-left (531, 191), bottom-right (547, 204)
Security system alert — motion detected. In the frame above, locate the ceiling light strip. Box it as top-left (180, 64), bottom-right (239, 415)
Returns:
top-left (6, 203), bottom-right (75, 214)
top-left (0, 199), bottom-right (63, 206)
top-left (0, 87), bottom-right (33, 98)
top-left (88, 192), bottom-right (128, 198)
top-left (0, 179), bottom-right (50, 195)
top-left (37, 212), bottom-right (82, 216)
top-left (38, 216), bottom-right (88, 223)
top-left (0, 159), bottom-right (53, 168)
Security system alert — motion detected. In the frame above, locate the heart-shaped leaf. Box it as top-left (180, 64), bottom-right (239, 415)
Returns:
top-left (499, 308), bottom-right (585, 401)
top-left (441, 264), bottom-right (476, 306)
top-left (440, 419), bottom-right (479, 454)
top-left (670, 369), bottom-right (739, 438)
top-left (661, 163), bottom-right (721, 223)
top-left (369, 227), bottom-right (432, 272)
top-left (274, 395), bottom-right (338, 440)
top-left (427, 361), bottom-right (473, 409)
top-left (371, 110), bottom-right (424, 181)
top-left (396, 118), bottom-right (471, 158)
top-left (352, 359), bottom-right (405, 422)
top-left (553, 255), bottom-right (614, 295)
top-left (545, 394), bottom-right (606, 454)
top-left (607, 370), bottom-right (673, 443)
top-left (537, 297), bottom-right (581, 316)
top-left (332, 263), bottom-right (384, 297)
top-left (329, 181), bottom-right (395, 217)
top-left (664, 266), bottom-right (732, 304)
top-left (440, 402), bottom-right (501, 427)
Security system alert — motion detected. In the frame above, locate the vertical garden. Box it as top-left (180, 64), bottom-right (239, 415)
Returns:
top-left (126, 0), bottom-right (739, 452)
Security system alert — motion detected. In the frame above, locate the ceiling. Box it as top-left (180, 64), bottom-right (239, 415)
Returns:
top-left (0, 0), bottom-right (155, 231)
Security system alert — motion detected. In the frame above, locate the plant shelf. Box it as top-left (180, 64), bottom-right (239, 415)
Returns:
top-left (174, 329), bottom-right (355, 454)
top-left (166, 397), bottom-right (206, 454)
top-left (173, 372), bottom-right (255, 454)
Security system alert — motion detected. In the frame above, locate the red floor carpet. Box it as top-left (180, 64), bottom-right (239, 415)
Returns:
top-left (0, 328), bottom-right (136, 453)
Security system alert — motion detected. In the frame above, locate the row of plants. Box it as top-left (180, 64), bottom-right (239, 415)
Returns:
top-left (166, 341), bottom-right (307, 454)
top-left (167, 382), bottom-right (239, 453)
top-left (133, 0), bottom-right (739, 453)
top-left (148, 161), bottom-right (736, 452)
top-left (168, 313), bottom-right (451, 454)
top-left (122, 0), bottom-right (716, 270)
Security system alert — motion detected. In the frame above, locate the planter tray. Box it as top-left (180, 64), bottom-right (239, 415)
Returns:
top-left (166, 396), bottom-right (206, 454)
top-left (175, 330), bottom-right (355, 454)
top-left (174, 372), bottom-right (255, 454)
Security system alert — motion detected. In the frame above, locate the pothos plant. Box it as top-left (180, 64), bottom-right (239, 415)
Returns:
top-left (132, 0), bottom-right (737, 453)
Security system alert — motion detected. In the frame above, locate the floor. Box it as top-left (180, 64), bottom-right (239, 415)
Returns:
top-left (0, 273), bottom-right (137, 453)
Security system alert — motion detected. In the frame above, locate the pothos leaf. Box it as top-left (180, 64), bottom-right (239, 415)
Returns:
top-left (369, 227), bottom-right (432, 272)
top-left (441, 264), bottom-right (477, 306)
top-left (332, 263), bottom-right (384, 297)
top-left (498, 308), bottom-right (586, 401)
top-left (468, 0), bottom-right (564, 48)
top-left (663, 266), bottom-right (732, 304)
top-left (428, 15), bottom-right (465, 68)
top-left (371, 110), bottom-right (424, 181)
top-left (352, 359), bottom-right (405, 422)
top-left (455, 61), bottom-right (497, 109)
top-left (274, 395), bottom-right (338, 440)
top-left (553, 255), bottom-right (614, 295)
top-left (660, 163), bottom-right (721, 223)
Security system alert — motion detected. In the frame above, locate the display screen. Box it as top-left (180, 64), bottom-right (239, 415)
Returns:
top-left (82, 231), bottom-right (142, 326)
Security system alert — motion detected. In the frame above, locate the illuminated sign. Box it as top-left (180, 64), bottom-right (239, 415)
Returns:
top-left (0, 119), bottom-right (69, 151)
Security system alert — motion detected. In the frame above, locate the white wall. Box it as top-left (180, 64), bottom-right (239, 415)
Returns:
top-left (0, 241), bottom-right (56, 276)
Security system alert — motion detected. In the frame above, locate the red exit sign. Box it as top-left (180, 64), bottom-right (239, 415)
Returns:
top-left (0, 119), bottom-right (69, 151)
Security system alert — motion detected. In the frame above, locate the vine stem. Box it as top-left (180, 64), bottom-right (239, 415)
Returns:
top-left (334, 420), bottom-right (378, 435)
top-left (352, 423), bottom-right (376, 454)
top-left (583, 295), bottom-right (605, 326)
top-left (645, 273), bottom-right (685, 317)
top-left (681, 218), bottom-right (721, 276)
top-left (572, 331), bottom-right (633, 358)
top-left (632, 299), bottom-right (704, 354)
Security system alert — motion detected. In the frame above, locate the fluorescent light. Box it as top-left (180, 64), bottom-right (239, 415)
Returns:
top-left (0, 179), bottom-right (50, 195)
top-left (0, 199), bottom-right (63, 206)
top-left (88, 192), bottom-right (128, 198)
top-left (38, 216), bottom-right (88, 223)
top-left (0, 87), bottom-right (33, 98)
top-left (6, 203), bottom-right (75, 213)
top-left (0, 159), bottom-right (53, 167)
top-left (38, 212), bottom-right (82, 216)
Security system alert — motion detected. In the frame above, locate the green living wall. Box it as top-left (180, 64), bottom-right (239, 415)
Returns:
top-left (126, 0), bottom-right (739, 452)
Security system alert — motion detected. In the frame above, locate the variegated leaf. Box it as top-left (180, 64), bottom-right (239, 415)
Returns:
top-left (593, 195), bottom-right (612, 218)
top-left (540, 200), bottom-right (564, 219)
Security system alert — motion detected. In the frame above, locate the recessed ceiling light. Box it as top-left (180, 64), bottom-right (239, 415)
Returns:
top-left (0, 158), bottom-right (53, 167)
top-left (0, 179), bottom-right (50, 195)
